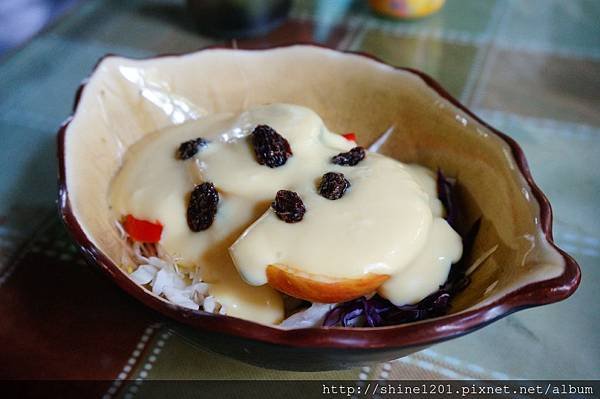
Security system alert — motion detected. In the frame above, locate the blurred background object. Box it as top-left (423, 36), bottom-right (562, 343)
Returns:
top-left (187, 0), bottom-right (292, 38)
top-left (369, 0), bottom-right (445, 19)
top-left (0, 0), bottom-right (79, 55)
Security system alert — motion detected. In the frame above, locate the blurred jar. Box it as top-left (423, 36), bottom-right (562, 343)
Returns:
top-left (187, 0), bottom-right (292, 38)
top-left (369, 0), bottom-right (445, 19)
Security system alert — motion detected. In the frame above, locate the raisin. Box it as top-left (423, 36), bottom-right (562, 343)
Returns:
top-left (331, 146), bottom-right (366, 166)
top-left (187, 182), bottom-right (219, 231)
top-left (177, 137), bottom-right (209, 160)
top-left (272, 190), bottom-right (305, 223)
top-left (319, 172), bottom-right (350, 200)
top-left (251, 125), bottom-right (292, 168)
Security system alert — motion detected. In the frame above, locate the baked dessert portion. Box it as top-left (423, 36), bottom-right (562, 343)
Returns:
top-left (109, 103), bottom-right (462, 326)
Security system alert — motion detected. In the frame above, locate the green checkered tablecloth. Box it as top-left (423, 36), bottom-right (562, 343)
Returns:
top-left (1, 0), bottom-right (598, 394)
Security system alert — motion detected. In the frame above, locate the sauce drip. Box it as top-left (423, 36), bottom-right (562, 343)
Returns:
top-left (110, 104), bottom-right (462, 324)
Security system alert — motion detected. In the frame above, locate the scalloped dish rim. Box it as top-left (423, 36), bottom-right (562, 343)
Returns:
top-left (57, 44), bottom-right (581, 350)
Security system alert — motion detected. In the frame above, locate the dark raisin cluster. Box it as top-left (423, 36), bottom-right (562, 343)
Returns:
top-left (180, 128), bottom-right (367, 230)
top-left (177, 137), bottom-right (209, 160)
top-left (251, 125), bottom-right (293, 168)
top-left (187, 182), bottom-right (219, 231)
top-left (271, 190), bottom-right (306, 223)
top-left (331, 146), bottom-right (366, 166)
top-left (319, 172), bottom-right (350, 200)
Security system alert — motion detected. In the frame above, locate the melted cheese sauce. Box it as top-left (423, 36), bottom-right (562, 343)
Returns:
top-left (110, 104), bottom-right (462, 324)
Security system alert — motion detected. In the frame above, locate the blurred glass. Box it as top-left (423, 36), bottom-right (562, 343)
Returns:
top-left (186, 0), bottom-right (292, 39)
top-left (369, 0), bottom-right (446, 19)
top-left (0, 0), bottom-right (78, 54)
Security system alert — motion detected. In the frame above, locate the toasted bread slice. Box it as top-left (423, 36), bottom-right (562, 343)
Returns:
top-left (266, 264), bottom-right (389, 303)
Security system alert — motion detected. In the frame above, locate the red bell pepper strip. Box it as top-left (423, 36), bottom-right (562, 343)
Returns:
top-left (342, 133), bottom-right (356, 142)
top-left (123, 214), bottom-right (163, 243)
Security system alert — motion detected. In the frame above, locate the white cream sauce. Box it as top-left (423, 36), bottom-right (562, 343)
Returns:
top-left (110, 104), bottom-right (462, 323)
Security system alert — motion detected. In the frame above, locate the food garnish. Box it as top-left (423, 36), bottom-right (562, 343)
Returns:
top-left (122, 215), bottom-right (163, 243)
top-left (251, 124), bottom-right (293, 168)
top-left (342, 133), bottom-right (356, 142)
top-left (318, 172), bottom-right (350, 200)
top-left (271, 190), bottom-right (306, 223)
top-left (437, 169), bottom-right (458, 230)
top-left (176, 137), bottom-right (209, 160)
top-left (187, 182), bottom-right (219, 232)
top-left (331, 146), bottom-right (366, 166)
top-left (266, 265), bottom-right (389, 303)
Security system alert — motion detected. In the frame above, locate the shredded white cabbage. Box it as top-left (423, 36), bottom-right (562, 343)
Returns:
top-left (127, 241), bottom-right (339, 325)
top-left (122, 223), bottom-right (340, 325)
top-left (130, 264), bottom-right (158, 285)
top-left (279, 303), bottom-right (335, 329)
top-left (124, 232), bottom-right (226, 315)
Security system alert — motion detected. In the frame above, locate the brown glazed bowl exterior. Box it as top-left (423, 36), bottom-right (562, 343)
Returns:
top-left (57, 45), bottom-right (580, 371)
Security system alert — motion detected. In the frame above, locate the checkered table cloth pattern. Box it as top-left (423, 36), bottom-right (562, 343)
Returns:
top-left (0, 0), bottom-right (598, 395)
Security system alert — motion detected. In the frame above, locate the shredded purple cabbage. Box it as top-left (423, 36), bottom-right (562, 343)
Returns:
top-left (437, 169), bottom-right (458, 230)
top-left (322, 291), bottom-right (452, 327)
top-left (323, 171), bottom-right (481, 328)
